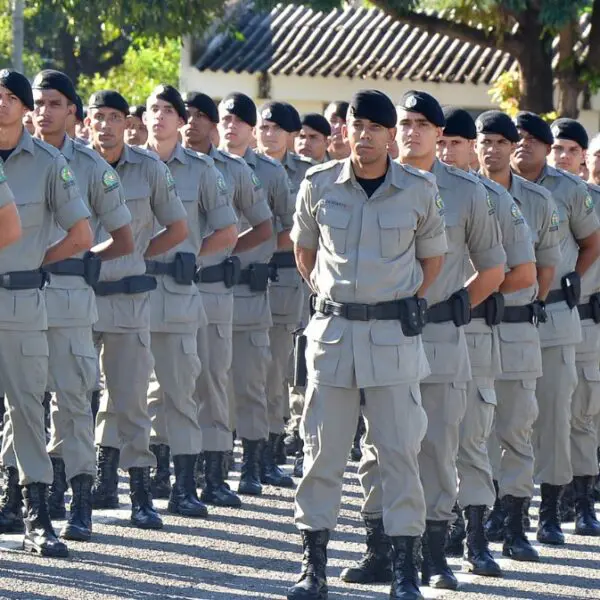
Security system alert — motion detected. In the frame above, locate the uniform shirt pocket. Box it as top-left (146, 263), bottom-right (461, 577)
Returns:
top-left (498, 324), bottom-right (541, 373)
top-left (17, 197), bottom-right (44, 229)
top-left (316, 205), bottom-right (351, 255)
top-left (370, 320), bottom-right (416, 382)
top-left (377, 211), bottom-right (416, 259)
top-left (305, 314), bottom-right (346, 379)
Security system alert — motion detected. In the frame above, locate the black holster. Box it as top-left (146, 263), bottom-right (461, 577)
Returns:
top-left (561, 271), bottom-right (581, 309)
top-left (483, 292), bottom-right (505, 326)
top-left (292, 328), bottom-right (308, 387)
top-left (173, 252), bottom-right (197, 285)
top-left (450, 288), bottom-right (471, 327)
top-left (590, 293), bottom-right (600, 324)
top-left (400, 296), bottom-right (428, 337)
top-left (83, 252), bottom-right (102, 286)
top-left (247, 263), bottom-right (270, 292)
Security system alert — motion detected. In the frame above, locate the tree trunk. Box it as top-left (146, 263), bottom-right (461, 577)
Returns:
top-left (513, 10), bottom-right (555, 114)
top-left (11, 0), bottom-right (24, 73)
top-left (555, 21), bottom-right (582, 118)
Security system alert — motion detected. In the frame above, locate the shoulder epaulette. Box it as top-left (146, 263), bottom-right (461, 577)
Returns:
top-left (519, 176), bottom-right (553, 200)
top-left (305, 160), bottom-right (342, 179)
top-left (399, 162), bottom-right (436, 184)
top-left (130, 145), bottom-right (160, 162)
top-left (444, 163), bottom-right (480, 184)
top-left (182, 146), bottom-right (214, 166)
top-left (32, 137), bottom-right (60, 158)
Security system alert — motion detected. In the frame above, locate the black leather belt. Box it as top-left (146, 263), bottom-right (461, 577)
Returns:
top-left (0, 269), bottom-right (49, 290)
top-left (502, 305), bottom-right (538, 324)
top-left (45, 258), bottom-right (86, 277)
top-left (197, 257), bottom-right (241, 288)
top-left (269, 251), bottom-right (296, 269)
top-left (545, 289), bottom-right (568, 305)
top-left (578, 293), bottom-right (600, 323)
top-left (313, 297), bottom-right (405, 321)
top-left (144, 260), bottom-right (174, 277)
top-left (94, 275), bottom-right (157, 296)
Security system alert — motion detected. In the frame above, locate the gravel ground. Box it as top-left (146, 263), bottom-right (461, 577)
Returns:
top-left (0, 450), bottom-right (598, 600)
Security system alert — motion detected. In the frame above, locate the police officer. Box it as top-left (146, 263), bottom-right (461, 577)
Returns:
top-left (144, 84), bottom-right (238, 517)
top-left (29, 70), bottom-right (134, 541)
top-left (256, 101), bottom-right (310, 486)
top-left (437, 107), bottom-right (537, 574)
top-left (283, 102), bottom-right (302, 154)
top-left (324, 100), bottom-right (350, 160)
top-left (548, 118), bottom-right (600, 535)
top-left (125, 105), bottom-right (148, 146)
top-left (182, 92), bottom-right (273, 507)
top-left (87, 90), bottom-right (188, 530)
top-left (66, 94), bottom-right (86, 143)
top-left (0, 167), bottom-right (21, 248)
top-left (289, 89), bottom-right (446, 600)
top-left (218, 93), bottom-right (295, 496)
top-left (511, 112), bottom-right (600, 545)
top-left (295, 113), bottom-right (331, 164)
top-left (475, 111), bottom-right (560, 561)
top-left (0, 69), bottom-right (92, 557)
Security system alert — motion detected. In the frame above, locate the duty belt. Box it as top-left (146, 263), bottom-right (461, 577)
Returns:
top-left (502, 303), bottom-right (544, 325)
top-left (237, 262), bottom-right (278, 292)
top-left (144, 252), bottom-right (197, 285)
top-left (313, 296), bottom-right (427, 336)
top-left (427, 288), bottom-right (471, 327)
top-left (196, 257), bottom-right (241, 288)
top-left (45, 252), bottom-right (102, 286)
top-left (545, 289), bottom-right (568, 305)
top-left (0, 269), bottom-right (49, 290)
top-left (93, 274), bottom-right (157, 296)
top-left (269, 251), bottom-right (296, 269)
top-left (577, 293), bottom-right (600, 323)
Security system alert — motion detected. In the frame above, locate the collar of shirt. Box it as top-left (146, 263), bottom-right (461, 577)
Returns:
top-left (117, 143), bottom-right (143, 167)
top-left (509, 171), bottom-right (524, 205)
top-left (166, 142), bottom-right (188, 166)
top-left (243, 146), bottom-right (257, 168)
top-left (431, 158), bottom-right (453, 189)
top-left (9, 127), bottom-right (35, 159)
top-left (282, 151), bottom-right (296, 173)
top-left (535, 162), bottom-right (560, 185)
top-left (60, 135), bottom-right (75, 161)
top-left (334, 157), bottom-right (408, 195)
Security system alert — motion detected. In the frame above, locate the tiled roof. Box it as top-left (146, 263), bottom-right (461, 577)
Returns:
top-left (195, 4), bottom-right (521, 85)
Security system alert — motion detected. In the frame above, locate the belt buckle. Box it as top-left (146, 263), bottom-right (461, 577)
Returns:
top-left (344, 303), bottom-right (369, 321)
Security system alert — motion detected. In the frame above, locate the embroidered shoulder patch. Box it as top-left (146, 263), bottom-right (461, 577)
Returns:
top-left (60, 165), bottom-right (75, 188)
top-left (102, 169), bottom-right (119, 192)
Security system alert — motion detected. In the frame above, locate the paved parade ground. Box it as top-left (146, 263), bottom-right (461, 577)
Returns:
top-left (0, 452), bottom-right (598, 600)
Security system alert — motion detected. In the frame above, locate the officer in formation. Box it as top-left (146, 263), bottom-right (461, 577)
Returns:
top-left (125, 105), bottom-right (148, 147)
top-left (295, 113), bottom-right (331, 164)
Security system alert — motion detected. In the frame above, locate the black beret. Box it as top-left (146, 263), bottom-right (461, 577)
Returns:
top-left (514, 111), bottom-right (553, 145)
top-left (129, 104), bottom-right (146, 120)
top-left (301, 113), bottom-right (331, 138)
top-left (220, 92), bottom-right (256, 127)
top-left (259, 101), bottom-right (295, 133)
top-left (442, 107), bottom-right (476, 140)
top-left (32, 69), bottom-right (77, 105)
top-left (74, 95), bottom-right (84, 122)
top-left (151, 84), bottom-right (187, 121)
top-left (184, 92), bottom-right (218, 123)
top-left (282, 102), bottom-right (302, 132)
top-left (348, 90), bottom-right (396, 129)
top-left (398, 90), bottom-right (445, 127)
top-left (475, 110), bottom-right (520, 143)
top-left (88, 90), bottom-right (129, 116)
top-left (0, 69), bottom-right (33, 110)
top-left (326, 101), bottom-right (349, 122)
top-left (551, 118), bottom-right (588, 150)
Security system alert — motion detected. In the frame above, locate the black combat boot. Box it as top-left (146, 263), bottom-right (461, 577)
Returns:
top-left (287, 529), bottom-right (329, 600)
top-left (22, 483), bottom-right (68, 557)
top-left (522, 497), bottom-right (532, 530)
top-left (389, 536), bottom-right (424, 600)
top-left (284, 429), bottom-right (300, 456)
top-left (92, 446), bottom-right (120, 509)
top-left (201, 451), bottom-right (242, 507)
top-left (340, 517), bottom-right (392, 583)
top-left (421, 520), bottom-right (458, 590)
top-left (90, 390), bottom-right (101, 426)
top-left (573, 475), bottom-right (600, 536)
top-left (61, 474), bottom-right (93, 541)
top-left (43, 391), bottom-right (52, 443)
top-left (129, 467), bottom-right (163, 529)
top-left (484, 479), bottom-right (504, 542)
top-left (168, 455), bottom-right (208, 517)
top-left (350, 415), bottom-right (365, 462)
top-left (274, 433), bottom-right (287, 465)
top-left (261, 433), bottom-right (294, 488)
top-left (294, 437), bottom-right (304, 479)
top-left (501, 495), bottom-right (539, 562)
top-left (464, 505), bottom-right (503, 577)
top-left (537, 483), bottom-right (565, 545)
top-left (194, 452), bottom-right (205, 489)
top-left (558, 480), bottom-right (576, 523)
top-left (150, 444), bottom-right (171, 499)
top-left (0, 466), bottom-right (24, 533)
top-left (238, 439), bottom-right (263, 495)
top-left (48, 457), bottom-right (67, 520)
top-left (445, 502), bottom-right (465, 557)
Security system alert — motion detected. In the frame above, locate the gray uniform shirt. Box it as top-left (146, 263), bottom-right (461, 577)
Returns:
top-left (423, 160), bottom-right (506, 384)
top-left (93, 144), bottom-right (187, 333)
top-left (232, 148), bottom-right (294, 331)
top-left (536, 164), bottom-right (600, 348)
top-left (0, 162), bottom-right (14, 206)
top-left (0, 130), bottom-right (90, 331)
top-left (292, 158), bottom-right (447, 388)
top-left (149, 143), bottom-right (237, 333)
top-left (45, 136), bottom-right (132, 329)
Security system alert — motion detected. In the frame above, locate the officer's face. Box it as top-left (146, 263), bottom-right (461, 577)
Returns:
top-left (22, 112), bottom-right (35, 134)
top-left (257, 119), bottom-right (288, 155)
top-left (76, 121), bottom-right (90, 143)
top-left (396, 109), bottom-right (441, 159)
top-left (325, 110), bottom-right (349, 155)
top-left (550, 138), bottom-right (585, 175)
top-left (218, 111), bottom-right (253, 151)
top-left (87, 107), bottom-right (127, 150)
top-left (32, 88), bottom-right (73, 136)
top-left (586, 144), bottom-right (600, 184)
top-left (296, 125), bottom-right (328, 162)
top-left (125, 115), bottom-right (148, 146)
top-left (437, 136), bottom-right (473, 171)
top-left (476, 133), bottom-right (515, 174)
top-left (512, 128), bottom-right (550, 172)
top-left (181, 106), bottom-right (214, 146)
top-left (0, 85), bottom-right (28, 128)
top-left (145, 97), bottom-right (184, 143)
top-left (346, 117), bottom-right (395, 164)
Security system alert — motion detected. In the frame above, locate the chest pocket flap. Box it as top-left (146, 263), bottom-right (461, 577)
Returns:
top-left (316, 205), bottom-right (351, 254)
top-left (377, 212), bottom-right (416, 258)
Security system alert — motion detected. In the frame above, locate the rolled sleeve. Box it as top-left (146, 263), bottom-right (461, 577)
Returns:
top-left (49, 156), bottom-right (91, 231)
top-left (505, 240), bottom-right (535, 268)
top-left (92, 164), bottom-right (132, 233)
top-left (243, 197), bottom-right (272, 226)
top-left (152, 161), bottom-right (187, 226)
top-left (571, 183), bottom-right (600, 240)
top-left (291, 178), bottom-right (319, 250)
top-left (201, 163), bottom-right (238, 231)
top-left (536, 244), bottom-right (562, 268)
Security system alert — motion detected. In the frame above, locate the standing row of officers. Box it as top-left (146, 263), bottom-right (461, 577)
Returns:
top-left (0, 66), bottom-right (599, 600)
